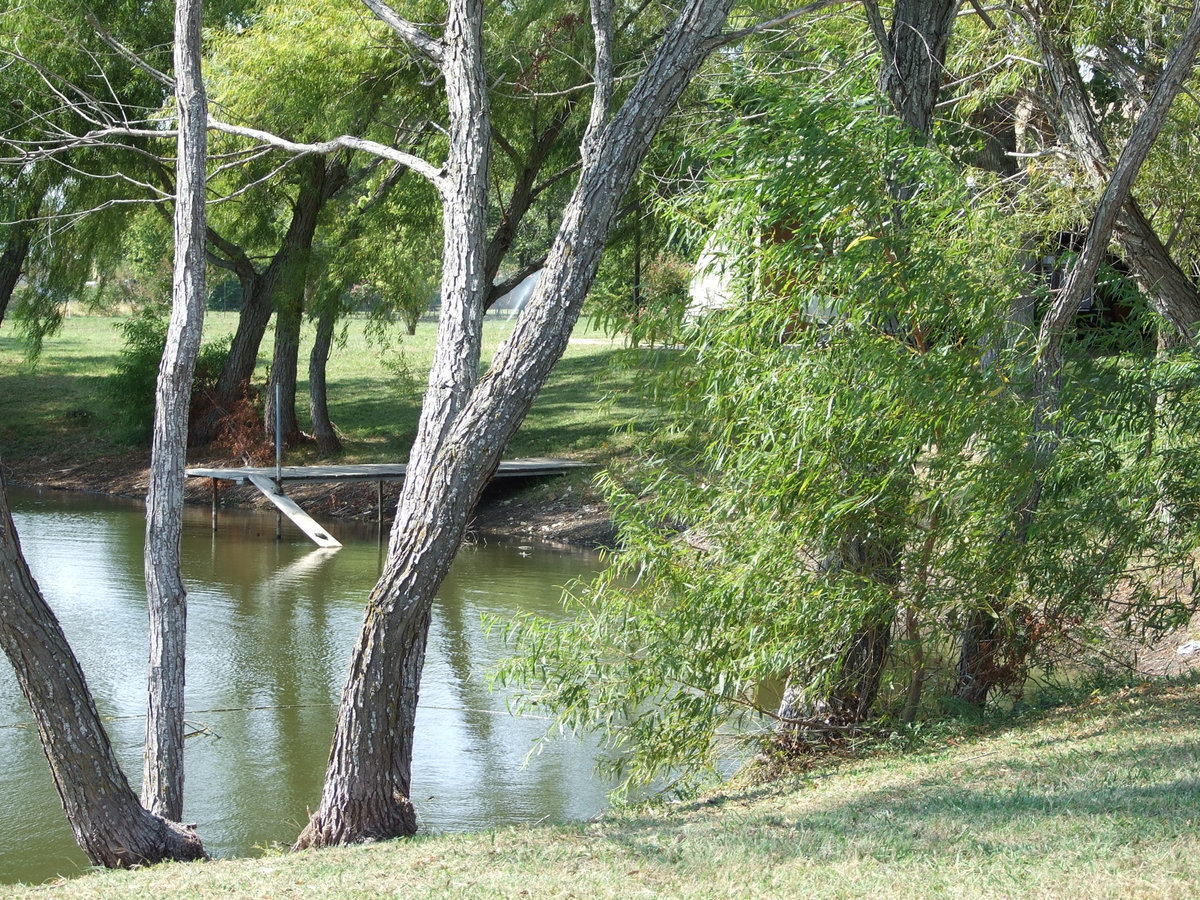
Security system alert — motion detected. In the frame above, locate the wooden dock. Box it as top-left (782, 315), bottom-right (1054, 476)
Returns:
top-left (186, 458), bottom-right (590, 548)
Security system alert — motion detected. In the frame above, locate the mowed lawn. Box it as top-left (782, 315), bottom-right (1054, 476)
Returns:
top-left (5, 679), bottom-right (1200, 899)
top-left (0, 311), bottom-right (655, 464)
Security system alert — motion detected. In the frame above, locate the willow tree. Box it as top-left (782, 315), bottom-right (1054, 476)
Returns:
top-left (278, 0), bottom-right (814, 847)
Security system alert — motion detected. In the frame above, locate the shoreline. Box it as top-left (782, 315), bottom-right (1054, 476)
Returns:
top-left (1, 449), bottom-right (617, 550)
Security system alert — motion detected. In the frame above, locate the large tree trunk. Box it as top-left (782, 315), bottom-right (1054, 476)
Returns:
top-left (0, 477), bottom-right (206, 867)
top-left (141, 0), bottom-right (208, 823)
top-left (1032, 13), bottom-right (1200, 340)
top-left (196, 157), bottom-right (346, 444)
top-left (0, 222), bottom-right (33, 328)
top-left (954, 0), bottom-right (1200, 705)
top-left (296, 0), bottom-right (736, 849)
top-left (872, 0), bottom-right (960, 139)
top-left (309, 295), bottom-right (343, 455)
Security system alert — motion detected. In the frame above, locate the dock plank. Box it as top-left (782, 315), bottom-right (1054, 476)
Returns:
top-left (246, 474), bottom-right (343, 549)
top-left (186, 458), bottom-right (588, 485)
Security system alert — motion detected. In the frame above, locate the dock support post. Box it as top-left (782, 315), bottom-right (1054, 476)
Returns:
top-left (210, 478), bottom-right (218, 532)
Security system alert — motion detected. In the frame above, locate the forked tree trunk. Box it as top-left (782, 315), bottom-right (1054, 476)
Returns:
top-left (141, 0), bottom-right (208, 823)
top-left (197, 158), bottom-right (344, 444)
top-left (309, 298), bottom-right (343, 455)
top-left (296, 0), bottom-right (737, 848)
top-left (0, 477), bottom-right (206, 866)
top-left (954, 0), bottom-right (1200, 705)
top-left (872, 0), bottom-right (960, 139)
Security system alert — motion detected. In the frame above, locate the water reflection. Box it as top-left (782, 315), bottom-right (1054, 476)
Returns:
top-left (0, 487), bottom-right (607, 884)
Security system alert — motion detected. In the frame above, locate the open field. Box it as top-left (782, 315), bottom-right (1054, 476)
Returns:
top-left (0, 311), bottom-right (656, 466)
top-left (4, 677), bottom-right (1199, 899)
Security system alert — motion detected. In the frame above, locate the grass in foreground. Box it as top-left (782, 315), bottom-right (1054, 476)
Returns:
top-left (0, 311), bottom-right (651, 465)
top-left (6, 678), bottom-right (1200, 899)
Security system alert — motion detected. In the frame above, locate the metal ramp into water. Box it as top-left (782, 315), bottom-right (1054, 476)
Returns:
top-left (187, 458), bottom-right (589, 548)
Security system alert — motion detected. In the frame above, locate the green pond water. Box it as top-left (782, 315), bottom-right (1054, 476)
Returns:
top-left (0, 486), bottom-right (609, 884)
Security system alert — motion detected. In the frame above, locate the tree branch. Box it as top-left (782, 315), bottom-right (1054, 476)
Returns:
top-left (82, 10), bottom-right (175, 89)
top-left (206, 118), bottom-right (447, 193)
top-left (708, 0), bottom-right (852, 50)
top-left (583, 0), bottom-right (615, 161)
top-left (358, 0), bottom-right (445, 66)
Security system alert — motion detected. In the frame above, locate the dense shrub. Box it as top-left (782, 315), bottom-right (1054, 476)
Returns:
top-left (106, 308), bottom-right (229, 445)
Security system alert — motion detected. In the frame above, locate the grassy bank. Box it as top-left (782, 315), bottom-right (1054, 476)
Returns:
top-left (5, 678), bottom-right (1199, 899)
top-left (0, 311), bottom-right (650, 466)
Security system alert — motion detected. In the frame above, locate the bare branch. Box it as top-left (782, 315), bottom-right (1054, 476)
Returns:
top-left (206, 118), bottom-right (447, 193)
top-left (82, 10), bottom-right (175, 89)
top-left (359, 0), bottom-right (445, 66)
top-left (531, 159), bottom-right (582, 198)
top-left (967, 0), bottom-right (998, 29)
top-left (862, 0), bottom-right (893, 70)
top-left (708, 0), bottom-right (853, 49)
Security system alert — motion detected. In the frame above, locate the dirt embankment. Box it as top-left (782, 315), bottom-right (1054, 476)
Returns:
top-left (1, 450), bottom-right (617, 550)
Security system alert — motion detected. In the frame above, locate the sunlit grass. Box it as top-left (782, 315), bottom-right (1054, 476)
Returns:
top-left (0, 311), bottom-right (650, 464)
top-left (6, 678), bottom-right (1199, 898)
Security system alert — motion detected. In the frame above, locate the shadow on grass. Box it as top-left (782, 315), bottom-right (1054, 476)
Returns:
top-left (603, 685), bottom-right (1200, 870)
top-left (315, 344), bottom-right (654, 461)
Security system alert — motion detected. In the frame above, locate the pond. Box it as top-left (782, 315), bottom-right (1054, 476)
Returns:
top-left (0, 486), bottom-right (608, 884)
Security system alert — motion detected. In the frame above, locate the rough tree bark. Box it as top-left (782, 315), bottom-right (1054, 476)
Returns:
top-left (295, 0), bottom-right (738, 848)
top-left (775, 0), bottom-right (960, 734)
top-left (141, 0), bottom-right (209, 823)
top-left (1030, 12), bottom-right (1200, 340)
top-left (0, 476), bottom-right (206, 866)
top-left (866, 0), bottom-right (960, 140)
top-left (308, 291), bottom-right (343, 455)
top-left (953, 0), bottom-right (1200, 706)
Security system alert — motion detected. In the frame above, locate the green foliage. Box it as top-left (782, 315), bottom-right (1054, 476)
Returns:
top-left (497, 83), bottom-right (1200, 796)
top-left (106, 309), bottom-right (230, 445)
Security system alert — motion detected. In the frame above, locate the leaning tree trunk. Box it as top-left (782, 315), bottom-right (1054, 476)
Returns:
top-left (954, 0), bottom-right (1200, 705)
top-left (0, 477), bottom-right (206, 866)
top-left (1032, 12), bottom-right (1200, 341)
top-left (0, 223), bottom-right (33, 329)
top-left (309, 296), bottom-right (343, 455)
top-left (296, 0), bottom-right (737, 849)
top-left (141, 0), bottom-right (208, 822)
